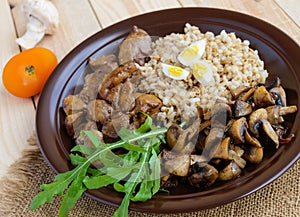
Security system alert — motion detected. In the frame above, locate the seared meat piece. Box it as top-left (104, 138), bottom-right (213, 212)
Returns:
top-left (112, 81), bottom-right (135, 112)
top-left (99, 61), bottom-right (139, 103)
top-left (65, 111), bottom-right (85, 137)
top-left (134, 94), bottom-right (162, 116)
top-left (88, 54), bottom-right (118, 72)
top-left (87, 99), bottom-right (112, 123)
top-left (118, 26), bottom-right (152, 65)
top-left (80, 55), bottom-right (119, 104)
top-left (62, 95), bottom-right (85, 115)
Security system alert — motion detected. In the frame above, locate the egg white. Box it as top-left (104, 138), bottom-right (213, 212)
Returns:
top-left (178, 39), bottom-right (206, 66)
top-left (161, 63), bottom-right (190, 80)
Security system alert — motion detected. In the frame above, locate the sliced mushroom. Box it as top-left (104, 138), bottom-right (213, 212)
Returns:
top-left (118, 26), bottom-right (153, 65)
top-left (211, 103), bottom-right (232, 129)
top-left (270, 86), bottom-right (286, 106)
top-left (228, 117), bottom-right (248, 144)
top-left (172, 119), bottom-right (200, 154)
top-left (62, 95), bottom-right (85, 115)
top-left (261, 119), bottom-right (279, 148)
top-left (188, 162), bottom-right (218, 188)
top-left (164, 154), bottom-right (191, 177)
top-left (243, 146), bottom-right (263, 164)
top-left (233, 100), bottom-right (252, 117)
top-left (253, 86), bottom-right (275, 108)
top-left (190, 155), bottom-right (208, 165)
top-left (229, 86), bottom-right (251, 100)
top-left (211, 137), bottom-right (230, 159)
top-left (166, 124), bottom-right (183, 149)
top-left (87, 99), bottom-right (112, 123)
top-left (240, 87), bottom-right (255, 102)
top-left (202, 128), bottom-right (224, 158)
top-left (248, 108), bottom-right (268, 136)
top-left (218, 161), bottom-right (241, 181)
top-left (244, 130), bottom-right (261, 148)
top-left (228, 150), bottom-right (246, 169)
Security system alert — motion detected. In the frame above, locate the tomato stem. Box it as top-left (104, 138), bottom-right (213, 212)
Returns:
top-left (25, 65), bottom-right (35, 76)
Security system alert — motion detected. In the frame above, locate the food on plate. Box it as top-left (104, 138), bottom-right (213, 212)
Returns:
top-left (16, 0), bottom-right (59, 49)
top-left (31, 24), bottom-right (297, 217)
top-left (2, 47), bottom-right (57, 98)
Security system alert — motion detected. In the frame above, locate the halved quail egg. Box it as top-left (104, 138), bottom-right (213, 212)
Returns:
top-left (178, 39), bottom-right (206, 66)
top-left (191, 60), bottom-right (214, 85)
top-left (161, 63), bottom-right (190, 80)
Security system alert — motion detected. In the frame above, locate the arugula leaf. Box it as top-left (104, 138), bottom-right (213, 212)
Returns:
top-left (30, 115), bottom-right (168, 217)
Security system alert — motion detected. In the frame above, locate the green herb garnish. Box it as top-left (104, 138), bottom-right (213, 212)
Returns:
top-left (30, 115), bottom-right (167, 217)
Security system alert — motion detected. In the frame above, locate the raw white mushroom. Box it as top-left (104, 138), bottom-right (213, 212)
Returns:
top-left (16, 0), bottom-right (59, 49)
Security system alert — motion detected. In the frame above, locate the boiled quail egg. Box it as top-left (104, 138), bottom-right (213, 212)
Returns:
top-left (178, 39), bottom-right (206, 66)
top-left (161, 63), bottom-right (190, 80)
top-left (191, 60), bottom-right (214, 85)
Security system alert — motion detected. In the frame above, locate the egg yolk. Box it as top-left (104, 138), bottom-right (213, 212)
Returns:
top-left (180, 45), bottom-right (199, 61)
top-left (168, 66), bottom-right (185, 77)
top-left (192, 62), bottom-right (208, 79)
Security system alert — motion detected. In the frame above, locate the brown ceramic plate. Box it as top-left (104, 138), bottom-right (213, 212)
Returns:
top-left (36, 8), bottom-right (300, 213)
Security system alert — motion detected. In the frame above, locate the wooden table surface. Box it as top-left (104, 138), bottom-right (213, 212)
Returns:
top-left (0, 0), bottom-right (299, 179)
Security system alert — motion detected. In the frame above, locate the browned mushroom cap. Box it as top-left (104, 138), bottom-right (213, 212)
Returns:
top-left (228, 150), bottom-right (246, 169)
top-left (118, 26), bottom-right (152, 65)
top-left (211, 103), bottom-right (232, 128)
top-left (218, 161), bottom-right (242, 181)
top-left (166, 124), bottom-right (183, 149)
top-left (243, 146), bottom-right (263, 164)
top-left (112, 81), bottom-right (135, 112)
top-left (188, 162), bottom-right (218, 188)
top-left (228, 117), bottom-right (248, 144)
top-left (63, 95), bottom-right (85, 115)
top-left (164, 154), bottom-right (191, 177)
top-left (229, 86), bottom-right (251, 100)
top-left (240, 87), bottom-right (255, 102)
top-left (261, 119), bottom-right (279, 148)
top-left (203, 128), bottom-right (225, 158)
top-left (269, 86), bottom-right (286, 106)
top-left (253, 86), bottom-right (275, 108)
top-left (248, 108), bottom-right (268, 136)
top-left (265, 105), bottom-right (281, 125)
top-left (190, 155), bottom-right (208, 165)
top-left (172, 119), bottom-right (200, 154)
top-left (211, 137), bottom-right (230, 159)
top-left (87, 99), bottom-right (112, 123)
top-left (233, 100), bottom-right (252, 118)
top-left (244, 130), bottom-right (262, 148)
top-left (65, 111), bottom-right (85, 137)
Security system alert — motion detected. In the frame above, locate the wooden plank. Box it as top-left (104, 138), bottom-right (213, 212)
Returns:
top-left (0, 0), bottom-right (35, 178)
top-left (275, 0), bottom-right (300, 28)
top-left (11, 0), bottom-right (101, 61)
top-left (178, 0), bottom-right (300, 44)
top-left (89, 0), bottom-right (182, 28)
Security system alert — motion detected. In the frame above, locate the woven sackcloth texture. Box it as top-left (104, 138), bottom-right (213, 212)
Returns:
top-left (0, 134), bottom-right (299, 217)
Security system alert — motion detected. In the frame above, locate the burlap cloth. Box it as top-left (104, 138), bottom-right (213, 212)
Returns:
top-left (0, 135), bottom-right (299, 217)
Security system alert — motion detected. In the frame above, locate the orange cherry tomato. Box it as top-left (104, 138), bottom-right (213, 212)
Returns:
top-left (2, 47), bottom-right (58, 98)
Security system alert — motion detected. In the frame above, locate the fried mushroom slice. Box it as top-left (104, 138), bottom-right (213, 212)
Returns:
top-left (164, 154), bottom-right (191, 177)
top-left (253, 86), bottom-right (275, 108)
top-left (188, 162), bottom-right (218, 188)
top-left (248, 108), bottom-right (268, 136)
top-left (218, 161), bottom-right (241, 181)
top-left (233, 100), bottom-right (252, 118)
top-left (228, 117), bottom-right (248, 144)
top-left (112, 81), bottom-right (135, 112)
top-left (118, 26), bottom-right (152, 65)
top-left (242, 146), bottom-right (263, 164)
top-left (166, 124), bottom-right (183, 149)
